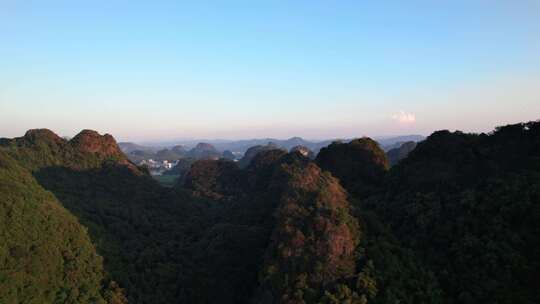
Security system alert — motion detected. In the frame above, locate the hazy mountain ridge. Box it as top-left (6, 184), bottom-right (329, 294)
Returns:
top-left (386, 141), bottom-right (417, 166)
top-left (119, 135), bottom-right (424, 153)
top-left (119, 135), bottom-right (425, 164)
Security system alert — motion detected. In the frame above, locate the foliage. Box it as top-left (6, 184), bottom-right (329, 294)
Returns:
top-left (366, 121), bottom-right (540, 303)
top-left (256, 158), bottom-right (365, 304)
top-left (152, 174), bottom-right (180, 187)
top-left (0, 150), bottom-right (125, 304)
top-left (182, 159), bottom-right (242, 199)
top-left (316, 138), bottom-right (389, 197)
top-left (1, 122), bottom-right (539, 304)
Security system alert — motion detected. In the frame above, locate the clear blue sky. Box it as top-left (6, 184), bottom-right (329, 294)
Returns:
top-left (1, 1), bottom-right (539, 141)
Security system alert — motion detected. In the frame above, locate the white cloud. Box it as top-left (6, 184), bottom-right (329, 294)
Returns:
top-left (392, 111), bottom-right (416, 123)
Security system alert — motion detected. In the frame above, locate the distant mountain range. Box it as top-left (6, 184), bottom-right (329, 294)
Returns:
top-left (119, 134), bottom-right (425, 158)
top-left (118, 142), bottom-right (160, 153)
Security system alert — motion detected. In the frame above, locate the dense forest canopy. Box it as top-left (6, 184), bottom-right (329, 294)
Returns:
top-left (0, 121), bottom-right (539, 303)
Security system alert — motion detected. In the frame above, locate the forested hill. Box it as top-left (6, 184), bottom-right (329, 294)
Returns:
top-left (0, 121), bottom-right (539, 304)
top-left (0, 129), bottom-right (140, 172)
top-left (0, 143), bottom-right (127, 303)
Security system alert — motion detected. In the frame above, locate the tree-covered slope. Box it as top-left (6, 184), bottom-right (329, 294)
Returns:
top-left (179, 150), bottom-right (440, 304)
top-left (385, 141), bottom-right (417, 166)
top-left (0, 129), bottom-right (139, 172)
top-left (0, 130), bottom-right (194, 303)
top-left (255, 154), bottom-right (364, 303)
top-left (366, 122), bottom-right (540, 303)
top-left (316, 138), bottom-right (389, 198)
top-left (32, 164), bottom-right (196, 304)
top-left (0, 150), bottom-right (126, 304)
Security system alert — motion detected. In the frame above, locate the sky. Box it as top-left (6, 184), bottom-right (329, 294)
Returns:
top-left (1, 1), bottom-right (539, 141)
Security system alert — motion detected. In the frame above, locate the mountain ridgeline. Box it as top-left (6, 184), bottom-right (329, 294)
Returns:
top-left (1, 121), bottom-right (539, 304)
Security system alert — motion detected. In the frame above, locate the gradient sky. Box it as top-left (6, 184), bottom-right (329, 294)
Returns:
top-left (1, 1), bottom-right (539, 141)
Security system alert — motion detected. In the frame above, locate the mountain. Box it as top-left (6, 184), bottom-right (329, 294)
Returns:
top-left (222, 150), bottom-right (236, 160)
top-left (183, 159), bottom-right (241, 200)
top-left (171, 144), bottom-right (187, 154)
top-left (0, 131), bottom-right (129, 303)
top-left (0, 129), bottom-right (200, 303)
top-left (386, 141), bottom-right (417, 166)
top-left (125, 149), bottom-right (156, 163)
top-left (375, 135), bottom-right (425, 151)
top-left (119, 135), bottom-right (425, 164)
top-left (368, 122), bottom-right (540, 303)
top-left (316, 138), bottom-right (389, 197)
top-left (123, 146), bottom-right (187, 163)
top-left (212, 137), bottom-right (334, 155)
top-left (254, 154), bottom-right (362, 303)
top-left (211, 135), bottom-right (424, 154)
top-left (187, 142), bottom-right (221, 159)
top-left (237, 142), bottom-right (286, 168)
top-left (315, 123), bottom-right (540, 303)
top-left (177, 148), bottom-right (439, 303)
top-left (154, 147), bottom-right (186, 161)
top-left (0, 128), bottom-right (137, 172)
top-left (118, 142), bottom-right (157, 154)
top-left (124, 142), bottom-right (218, 163)
top-left (1, 121), bottom-right (539, 304)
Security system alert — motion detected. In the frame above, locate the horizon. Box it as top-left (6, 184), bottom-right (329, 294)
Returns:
top-left (1, 1), bottom-right (539, 141)
top-left (0, 126), bottom-right (427, 145)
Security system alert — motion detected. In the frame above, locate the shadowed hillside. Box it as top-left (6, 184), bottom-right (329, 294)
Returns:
top-left (0, 150), bottom-right (126, 304)
top-left (316, 138), bottom-right (389, 198)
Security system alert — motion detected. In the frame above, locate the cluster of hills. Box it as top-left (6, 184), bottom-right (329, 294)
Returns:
top-left (119, 142), bottom-right (224, 163)
top-left (0, 121), bottom-right (539, 303)
top-left (118, 135), bottom-right (424, 163)
top-left (119, 136), bottom-right (421, 187)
